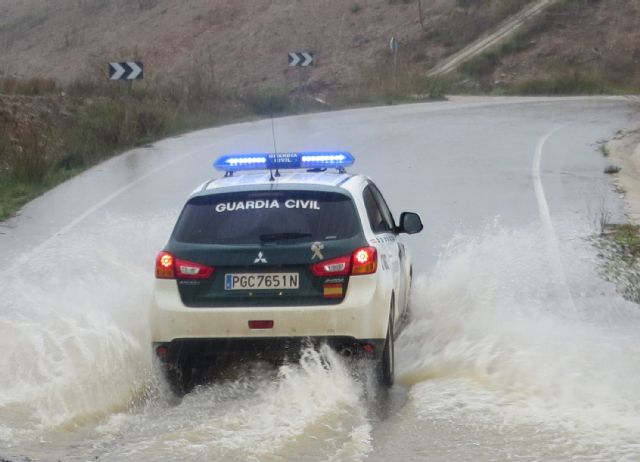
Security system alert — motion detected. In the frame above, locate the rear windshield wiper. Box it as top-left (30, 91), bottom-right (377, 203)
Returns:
top-left (260, 232), bottom-right (312, 243)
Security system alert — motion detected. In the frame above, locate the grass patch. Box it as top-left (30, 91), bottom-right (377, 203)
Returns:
top-left (242, 87), bottom-right (293, 115)
top-left (1, 63), bottom-right (451, 221)
top-left (426, 0), bottom-right (532, 51)
top-left (612, 224), bottom-right (640, 257)
top-left (341, 54), bottom-right (457, 106)
top-left (457, 0), bottom-right (621, 94)
top-left (506, 71), bottom-right (621, 95)
top-left (459, 52), bottom-right (501, 79)
top-left (0, 77), bottom-right (58, 95)
top-left (596, 223), bottom-right (640, 304)
top-left (0, 74), bottom-right (251, 220)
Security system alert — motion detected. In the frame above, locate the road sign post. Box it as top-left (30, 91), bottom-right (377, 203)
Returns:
top-left (108, 61), bottom-right (144, 128)
top-left (288, 52), bottom-right (314, 67)
top-left (389, 37), bottom-right (399, 91)
top-left (288, 52), bottom-right (314, 106)
top-left (109, 61), bottom-right (144, 81)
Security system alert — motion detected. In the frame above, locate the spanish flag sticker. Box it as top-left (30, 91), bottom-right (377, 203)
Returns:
top-left (323, 283), bottom-right (343, 298)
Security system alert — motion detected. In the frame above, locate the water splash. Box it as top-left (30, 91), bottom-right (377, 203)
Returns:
top-left (0, 214), bottom-right (167, 446)
top-left (91, 346), bottom-right (372, 462)
top-left (396, 225), bottom-right (640, 458)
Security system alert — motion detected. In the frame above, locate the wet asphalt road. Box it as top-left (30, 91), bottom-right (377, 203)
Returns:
top-left (2, 97), bottom-right (640, 461)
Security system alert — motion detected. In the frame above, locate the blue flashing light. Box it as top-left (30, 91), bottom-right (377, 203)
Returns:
top-left (214, 151), bottom-right (354, 172)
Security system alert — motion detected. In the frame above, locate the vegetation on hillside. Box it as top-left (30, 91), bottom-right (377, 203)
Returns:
top-left (596, 223), bottom-right (640, 304)
top-left (2, 0), bottom-right (638, 218)
top-left (424, 0), bottom-right (533, 53)
top-left (457, 0), bottom-right (639, 94)
top-left (0, 76), bottom-right (244, 219)
top-left (0, 67), bottom-right (451, 220)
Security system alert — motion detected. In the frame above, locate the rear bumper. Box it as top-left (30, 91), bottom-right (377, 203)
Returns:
top-left (153, 336), bottom-right (386, 366)
top-left (149, 274), bottom-right (391, 343)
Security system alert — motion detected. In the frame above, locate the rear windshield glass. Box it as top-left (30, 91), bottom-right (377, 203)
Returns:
top-left (173, 190), bottom-right (361, 245)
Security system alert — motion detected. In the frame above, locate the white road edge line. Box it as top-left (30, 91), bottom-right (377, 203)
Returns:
top-left (15, 144), bottom-right (212, 267)
top-left (532, 128), bottom-right (577, 315)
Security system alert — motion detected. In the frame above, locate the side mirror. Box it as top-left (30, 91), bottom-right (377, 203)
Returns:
top-left (398, 212), bottom-right (423, 234)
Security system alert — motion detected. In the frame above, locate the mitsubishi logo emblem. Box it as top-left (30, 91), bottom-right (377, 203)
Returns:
top-left (254, 251), bottom-right (268, 264)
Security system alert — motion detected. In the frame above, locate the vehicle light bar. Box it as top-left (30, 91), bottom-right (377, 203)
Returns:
top-left (214, 151), bottom-right (355, 172)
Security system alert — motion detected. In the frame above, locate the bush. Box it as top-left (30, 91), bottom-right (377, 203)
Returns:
top-left (0, 77), bottom-right (58, 95)
top-left (428, 0), bottom-right (532, 50)
top-left (460, 52), bottom-right (500, 78)
top-left (135, 102), bottom-right (170, 140)
top-left (3, 127), bottom-right (55, 183)
top-left (62, 99), bottom-right (126, 169)
top-left (509, 71), bottom-right (614, 95)
top-left (414, 76), bottom-right (455, 99)
top-left (243, 87), bottom-right (292, 115)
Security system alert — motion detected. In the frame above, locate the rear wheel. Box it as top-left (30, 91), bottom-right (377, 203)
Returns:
top-left (162, 360), bottom-right (192, 396)
top-left (378, 309), bottom-right (395, 387)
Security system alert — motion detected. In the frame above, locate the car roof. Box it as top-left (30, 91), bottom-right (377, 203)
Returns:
top-left (192, 171), bottom-right (366, 197)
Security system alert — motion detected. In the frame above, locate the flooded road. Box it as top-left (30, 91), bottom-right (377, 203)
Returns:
top-left (1, 97), bottom-right (640, 461)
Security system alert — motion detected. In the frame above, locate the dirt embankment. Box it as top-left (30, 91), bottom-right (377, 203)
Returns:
top-left (491, 0), bottom-right (640, 90)
top-left (0, 93), bottom-right (77, 172)
top-left (607, 124), bottom-right (640, 225)
top-left (0, 94), bottom-right (74, 136)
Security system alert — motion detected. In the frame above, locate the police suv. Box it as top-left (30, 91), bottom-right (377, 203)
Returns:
top-left (150, 152), bottom-right (423, 393)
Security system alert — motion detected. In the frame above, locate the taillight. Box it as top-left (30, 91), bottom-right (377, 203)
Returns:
top-left (156, 251), bottom-right (175, 278)
top-left (155, 251), bottom-right (214, 279)
top-left (351, 246), bottom-right (377, 275)
top-left (310, 255), bottom-right (351, 276)
top-left (309, 247), bottom-right (378, 277)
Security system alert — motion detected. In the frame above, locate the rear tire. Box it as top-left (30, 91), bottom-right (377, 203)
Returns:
top-left (378, 311), bottom-right (395, 388)
top-left (162, 360), bottom-right (192, 396)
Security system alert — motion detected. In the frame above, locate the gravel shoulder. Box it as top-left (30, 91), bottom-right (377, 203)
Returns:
top-left (607, 126), bottom-right (640, 224)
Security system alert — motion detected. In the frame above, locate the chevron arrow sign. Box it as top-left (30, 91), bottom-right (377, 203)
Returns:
top-left (108, 61), bottom-right (144, 80)
top-left (288, 52), bottom-right (314, 67)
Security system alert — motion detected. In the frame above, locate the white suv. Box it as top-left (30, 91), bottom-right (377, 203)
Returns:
top-left (149, 152), bottom-right (423, 393)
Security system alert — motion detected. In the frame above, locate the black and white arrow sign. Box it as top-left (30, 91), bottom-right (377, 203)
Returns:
top-left (288, 52), bottom-right (314, 67)
top-left (108, 61), bottom-right (144, 80)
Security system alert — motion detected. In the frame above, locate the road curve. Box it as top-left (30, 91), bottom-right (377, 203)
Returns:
top-left (1, 97), bottom-right (640, 461)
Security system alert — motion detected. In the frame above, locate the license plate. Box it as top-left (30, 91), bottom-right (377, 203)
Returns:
top-left (224, 273), bottom-right (299, 290)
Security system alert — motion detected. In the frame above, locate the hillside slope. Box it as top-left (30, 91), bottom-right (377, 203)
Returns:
top-left (0, 0), bottom-right (444, 89)
top-left (458, 0), bottom-right (640, 92)
top-left (0, 0), bottom-right (547, 91)
top-left (1, 0), bottom-right (638, 94)
top-left (497, 0), bottom-right (640, 89)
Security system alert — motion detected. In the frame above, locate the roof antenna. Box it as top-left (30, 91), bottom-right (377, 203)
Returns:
top-left (269, 100), bottom-right (280, 181)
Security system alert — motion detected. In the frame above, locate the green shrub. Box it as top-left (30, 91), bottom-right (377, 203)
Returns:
top-left (499, 31), bottom-right (536, 55)
top-left (61, 99), bottom-right (126, 169)
top-left (0, 77), bottom-right (58, 95)
top-left (460, 52), bottom-right (500, 78)
top-left (509, 72), bottom-right (614, 95)
top-left (135, 103), bottom-right (169, 140)
top-left (243, 87), bottom-right (292, 115)
top-left (428, 0), bottom-right (532, 50)
top-left (414, 76), bottom-right (456, 99)
top-left (3, 127), bottom-right (55, 183)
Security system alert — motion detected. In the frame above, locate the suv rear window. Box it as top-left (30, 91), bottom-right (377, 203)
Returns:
top-left (173, 190), bottom-right (361, 245)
